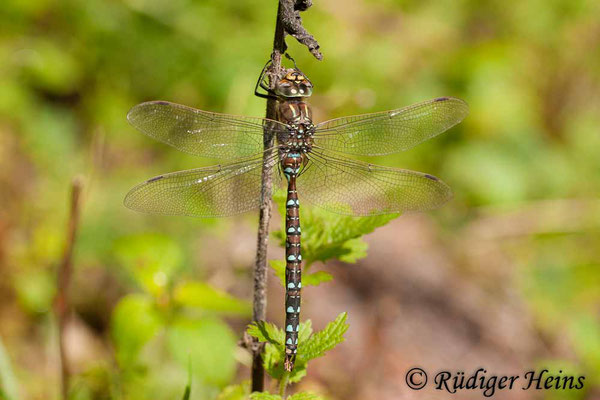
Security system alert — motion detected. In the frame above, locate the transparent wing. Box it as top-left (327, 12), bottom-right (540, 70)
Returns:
top-left (127, 101), bottom-right (287, 159)
top-left (297, 150), bottom-right (452, 216)
top-left (313, 97), bottom-right (468, 156)
top-left (124, 153), bottom-right (281, 217)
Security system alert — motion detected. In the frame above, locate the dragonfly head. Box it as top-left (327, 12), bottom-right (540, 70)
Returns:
top-left (274, 69), bottom-right (313, 98)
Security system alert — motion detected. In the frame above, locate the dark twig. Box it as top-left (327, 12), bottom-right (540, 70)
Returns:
top-left (54, 177), bottom-right (84, 400)
top-left (280, 0), bottom-right (322, 60)
top-left (251, 0), bottom-right (321, 392)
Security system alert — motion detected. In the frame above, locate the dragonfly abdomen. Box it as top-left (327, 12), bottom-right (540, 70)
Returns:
top-left (282, 152), bottom-right (303, 372)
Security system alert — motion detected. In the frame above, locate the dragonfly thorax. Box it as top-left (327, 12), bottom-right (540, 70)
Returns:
top-left (277, 100), bottom-right (315, 155)
top-left (278, 123), bottom-right (315, 153)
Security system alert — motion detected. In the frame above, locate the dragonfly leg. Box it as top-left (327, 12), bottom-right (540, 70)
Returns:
top-left (254, 58), bottom-right (278, 100)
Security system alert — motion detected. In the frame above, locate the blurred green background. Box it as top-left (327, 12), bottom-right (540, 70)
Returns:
top-left (1, 0), bottom-right (599, 399)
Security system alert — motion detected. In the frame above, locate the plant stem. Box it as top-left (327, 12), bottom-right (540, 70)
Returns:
top-left (250, 6), bottom-right (283, 390)
top-left (251, 0), bottom-right (321, 392)
top-left (54, 177), bottom-right (84, 400)
top-left (279, 371), bottom-right (290, 397)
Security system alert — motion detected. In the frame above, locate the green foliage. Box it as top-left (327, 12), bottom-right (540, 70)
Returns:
top-left (247, 313), bottom-right (349, 383)
top-left (272, 191), bottom-right (397, 268)
top-left (181, 358), bottom-right (192, 400)
top-left (113, 233), bottom-right (182, 297)
top-left (246, 392), bottom-right (323, 400)
top-left (174, 281), bottom-right (251, 317)
top-left (249, 393), bottom-right (281, 400)
top-left (520, 238), bottom-right (600, 385)
top-left (0, 338), bottom-right (19, 400)
top-left (181, 384), bottom-right (191, 400)
top-left (570, 314), bottom-right (600, 383)
top-left (13, 268), bottom-right (56, 315)
top-left (297, 313), bottom-right (348, 363)
top-left (301, 271), bottom-right (334, 287)
top-left (167, 318), bottom-right (237, 386)
top-left (288, 393), bottom-right (324, 400)
top-left (110, 235), bottom-right (247, 396)
top-left (216, 381), bottom-right (250, 400)
top-left (246, 321), bottom-right (284, 345)
top-left (111, 294), bottom-right (162, 367)
top-left (269, 260), bottom-right (333, 288)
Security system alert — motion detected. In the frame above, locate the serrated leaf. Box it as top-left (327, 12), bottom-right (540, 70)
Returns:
top-left (247, 319), bottom-right (325, 382)
top-left (249, 392), bottom-right (282, 400)
top-left (272, 191), bottom-right (397, 266)
top-left (298, 320), bottom-right (313, 343)
top-left (288, 392), bottom-right (323, 400)
top-left (263, 342), bottom-right (284, 376)
top-left (263, 345), bottom-right (307, 383)
top-left (167, 317), bottom-right (237, 386)
top-left (269, 260), bottom-right (332, 288)
top-left (111, 294), bottom-right (162, 367)
top-left (173, 281), bottom-right (251, 316)
top-left (337, 238), bottom-right (368, 263)
top-left (298, 313), bottom-right (349, 362)
top-left (288, 365), bottom-right (307, 384)
top-left (269, 260), bottom-right (286, 286)
top-left (217, 381), bottom-right (250, 400)
top-left (252, 319), bottom-right (312, 382)
top-left (302, 271), bottom-right (333, 287)
top-left (113, 233), bottom-right (182, 296)
top-left (247, 321), bottom-right (284, 345)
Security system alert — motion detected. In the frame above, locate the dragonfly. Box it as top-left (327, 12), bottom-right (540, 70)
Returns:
top-left (124, 61), bottom-right (468, 371)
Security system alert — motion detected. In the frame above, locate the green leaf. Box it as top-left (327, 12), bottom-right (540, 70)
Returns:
top-left (272, 191), bottom-right (397, 266)
top-left (180, 358), bottom-right (192, 400)
top-left (0, 337), bottom-right (19, 400)
top-left (288, 392), bottom-right (324, 400)
top-left (269, 260), bottom-right (286, 286)
top-left (216, 381), bottom-right (250, 400)
top-left (570, 313), bottom-right (600, 379)
top-left (337, 238), bottom-right (368, 264)
top-left (167, 317), bottom-right (237, 386)
top-left (270, 260), bottom-right (333, 288)
top-left (173, 281), bottom-right (251, 316)
top-left (111, 294), bottom-right (162, 367)
top-left (113, 233), bottom-right (182, 296)
top-left (14, 268), bottom-right (55, 314)
top-left (180, 385), bottom-right (191, 400)
top-left (249, 393), bottom-right (282, 400)
top-left (247, 317), bottom-right (342, 383)
top-left (298, 313), bottom-right (349, 363)
top-left (302, 271), bottom-right (333, 287)
top-left (298, 320), bottom-right (313, 344)
top-left (247, 321), bottom-right (284, 345)
top-left (247, 320), bottom-right (312, 383)
top-left (288, 366), bottom-right (308, 384)
top-left (263, 342), bottom-right (284, 377)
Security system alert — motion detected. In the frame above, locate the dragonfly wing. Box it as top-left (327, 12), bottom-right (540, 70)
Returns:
top-left (127, 101), bottom-right (286, 159)
top-left (298, 150), bottom-right (452, 216)
top-left (313, 97), bottom-right (468, 156)
top-left (124, 153), bottom-right (281, 217)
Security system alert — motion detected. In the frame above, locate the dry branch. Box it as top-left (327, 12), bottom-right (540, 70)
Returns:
top-left (250, 0), bottom-right (321, 392)
top-left (54, 177), bottom-right (84, 400)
